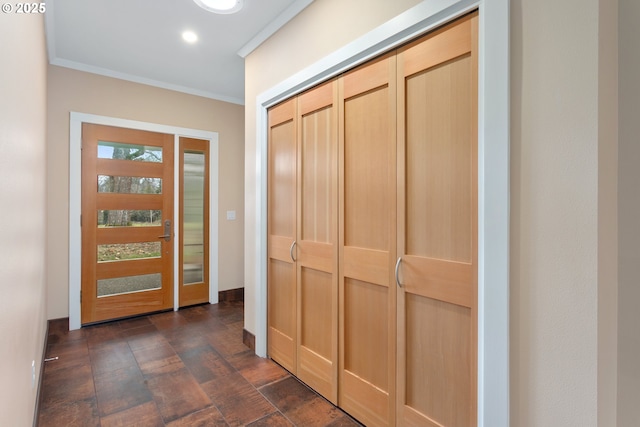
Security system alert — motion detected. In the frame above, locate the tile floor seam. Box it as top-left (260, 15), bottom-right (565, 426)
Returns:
top-left (146, 377), bottom-right (168, 427)
top-left (255, 371), bottom-right (293, 390)
top-left (84, 339), bottom-right (102, 422)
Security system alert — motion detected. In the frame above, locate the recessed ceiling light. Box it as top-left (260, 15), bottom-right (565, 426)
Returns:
top-left (193, 0), bottom-right (243, 14)
top-left (182, 30), bottom-right (198, 44)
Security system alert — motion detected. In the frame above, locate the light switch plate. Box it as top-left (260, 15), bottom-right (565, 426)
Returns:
top-left (226, 210), bottom-right (236, 220)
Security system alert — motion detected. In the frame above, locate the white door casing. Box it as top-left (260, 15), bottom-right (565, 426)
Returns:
top-left (69, 112), bottom-right (219, 328)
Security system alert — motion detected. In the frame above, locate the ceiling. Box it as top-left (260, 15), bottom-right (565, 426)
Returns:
top-left (45, 0), bottom-right (314, 105)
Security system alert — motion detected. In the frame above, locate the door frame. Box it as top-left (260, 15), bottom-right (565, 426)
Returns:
top-left (252, 0), bottom-right (509, 425)
top-left (69, 112), bottom-right (219, 329)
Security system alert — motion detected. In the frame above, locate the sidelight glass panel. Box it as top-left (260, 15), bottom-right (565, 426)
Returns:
top-left (98, 210), bottom-right (162, 227)
top-left (97, 141), bottom-right (162, 162)
top-left (183, 152), bottom-right (205, 285)
top-left (97, 242), bottom-right (161, 263)
top-left (97, 273), bottom-right (161, 297)
top-left (98, 175), bottom-right (162, 194)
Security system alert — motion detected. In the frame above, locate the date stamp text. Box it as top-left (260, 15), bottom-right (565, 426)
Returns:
top-left (2, 3), bottom-right (46, 14)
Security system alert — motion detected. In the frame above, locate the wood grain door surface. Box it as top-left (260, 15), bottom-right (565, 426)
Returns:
top-left (81, 123), bottom-right (174, 324)
top-left (295, 80), bottom-right (339, 404)
top-left (265, 11), bottom-right (479, 427)
top-left (267, 98), bottom-right (298, 373)
top-left (396, 12), bottom-right (478, 427)
top-left (338, 53), bottom-right (397, 427)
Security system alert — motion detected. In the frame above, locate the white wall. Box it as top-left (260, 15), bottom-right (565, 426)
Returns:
top-left (0, 12), bottom-right (48, 426)
top-left (618, 0), bottom-right (640, 424)
top-left (510, 0), bottom-right (618, 425)
top-left (510, 0), bottom-right (597, 423)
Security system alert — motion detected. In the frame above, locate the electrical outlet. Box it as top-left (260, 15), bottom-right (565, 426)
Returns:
top-left (31, 360), bottom-right (35, 388)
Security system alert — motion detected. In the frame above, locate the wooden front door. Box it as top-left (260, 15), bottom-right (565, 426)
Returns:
top-left (81, 123), bottom-right (174, 324)
top-left (396, 12), bottom-right (478, 426)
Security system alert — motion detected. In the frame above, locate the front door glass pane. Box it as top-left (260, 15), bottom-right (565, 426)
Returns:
top-left (97, 242), bottom-right (161, 263)
top-left (97, 273), bottom-right (161, 297)
top-left (98, 210), bottom-right (161, 227)
top-left (98, 175), bottom-right (162, 194)
top-left (97, 141), bottom-right (163, 162)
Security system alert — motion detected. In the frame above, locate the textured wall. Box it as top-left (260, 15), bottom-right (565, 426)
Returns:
top-left (0, 12), bottom-right (48, 426)
top-left (510, 0), bottom-right (618, 425)
top-left (510, 0), bottom-right (599, 424)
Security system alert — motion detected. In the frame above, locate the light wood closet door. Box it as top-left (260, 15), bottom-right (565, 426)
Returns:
top-left (339, 54), bottom-right (397, 427)
top-left (268, 99), bottom-right (298, 373)
top-left (396, 12), bottom-right (478, 427)
top-left (296, 81), bottom-right (339, 403)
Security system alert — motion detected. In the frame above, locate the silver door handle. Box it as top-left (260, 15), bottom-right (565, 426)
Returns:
top-left (289, 240), bottom-right (297, 262)
top-left (158, 220), bottom-right (171, 242)
top-left (395, 256), bottom-right (403, 287)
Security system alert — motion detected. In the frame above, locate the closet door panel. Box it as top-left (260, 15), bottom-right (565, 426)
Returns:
top-left (296, 81), bottom-right (339, 403)
top-left (339, 54), bottom-right (396, 427)
top-left (301, 108), bottom-right (332, 244)
top-left (343, 278), bottom-right (388, 387)
top-left (299, 266), bottom-right (333, 397)
top-left (267, 99), bottom-right (297, 373)
top-left (397, 12), bottom-right (478, 427)
top-left (300, 267), bottom-right (332, 357)
top-left (268, 259), bottom-right (296, 368)
top-left (343, 89), bottom-right (390, 251)
top-left (405, 55), bottom-right (473, 263)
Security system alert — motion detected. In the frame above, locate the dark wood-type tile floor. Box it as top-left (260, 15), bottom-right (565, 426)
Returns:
top-left (38, 302), bottom-right (362, 427)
